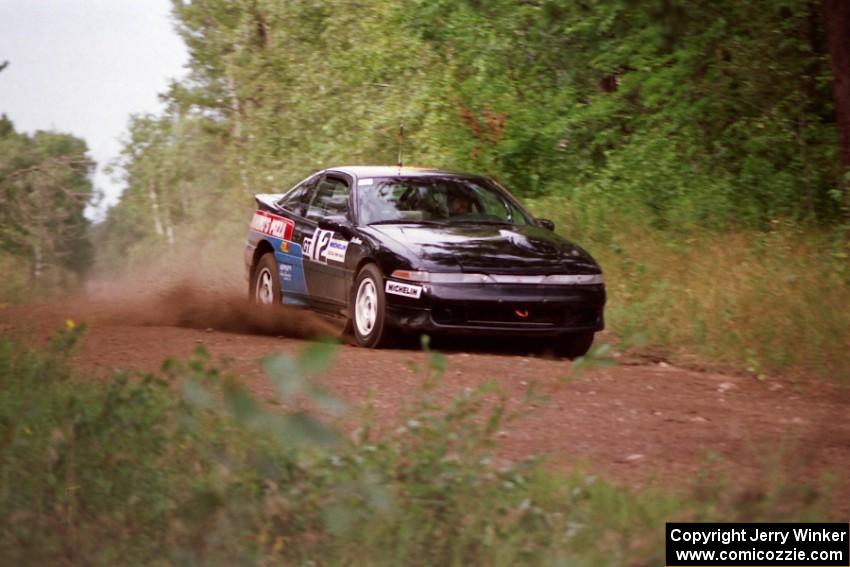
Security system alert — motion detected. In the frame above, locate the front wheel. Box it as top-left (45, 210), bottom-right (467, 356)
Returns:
top-left (250, 252), bottom-right (280, 306)
top-left (556, 331), bottom-right (595, 359)
top-left (351, 264), bottom-right (389, 348)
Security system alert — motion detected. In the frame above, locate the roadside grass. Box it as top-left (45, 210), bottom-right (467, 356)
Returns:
top-left (528, 197), bottom-right (850, 381)
top-left (0, 251), bottom-right (86, 305)
top-left (0, 329), bottom-right (833, 565)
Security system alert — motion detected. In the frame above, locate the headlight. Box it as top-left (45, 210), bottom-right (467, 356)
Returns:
top-left (389, 270), bottom-right (431, 282)
top-left (390, 270), bottom-right (603, 285)
top-left (390, 270), bottom-right (493, 283)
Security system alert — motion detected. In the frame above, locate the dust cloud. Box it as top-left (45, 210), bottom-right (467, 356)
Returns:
top-left (91, 280), bottom-right (341, 339)
top-left (2, 234), bottom-right (341, 340)
top-left (5, 275), bottom-right (342, 341)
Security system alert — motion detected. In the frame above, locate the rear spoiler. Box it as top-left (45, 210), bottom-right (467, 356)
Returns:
top-left (254, 193), bottom-right (285, 212)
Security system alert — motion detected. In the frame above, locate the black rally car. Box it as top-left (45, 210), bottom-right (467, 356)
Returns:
top-left (244, 166), bottom-right (605, 357)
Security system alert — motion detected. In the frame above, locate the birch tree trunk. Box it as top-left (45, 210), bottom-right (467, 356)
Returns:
top-left (148, 179), bottom-right (165, 237)
top-left (227, 72), bottom-right (251, 195)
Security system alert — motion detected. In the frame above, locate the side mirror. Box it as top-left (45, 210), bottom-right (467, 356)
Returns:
top-left (537, 218), bottom-right (555, 231)
top-left (318, 215), bottom-right (354, 239)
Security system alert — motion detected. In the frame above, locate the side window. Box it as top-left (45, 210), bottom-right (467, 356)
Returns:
top-left (305, 176), bottom-right (350, 222)
top-left (278, 175), bottom-right (317, 217)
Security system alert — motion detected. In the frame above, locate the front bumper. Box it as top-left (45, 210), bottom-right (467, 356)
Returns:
top-left (384, 280), bottom-right (606, 337)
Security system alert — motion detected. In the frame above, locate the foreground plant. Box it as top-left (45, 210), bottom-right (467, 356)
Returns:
top-left (0, 328), bottom-right (832, 565)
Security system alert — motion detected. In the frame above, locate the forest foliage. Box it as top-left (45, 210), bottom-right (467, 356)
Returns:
top-left (98, 0), bottom-right (848, 250)
top-left (0, 115), bottom-right (95, 300)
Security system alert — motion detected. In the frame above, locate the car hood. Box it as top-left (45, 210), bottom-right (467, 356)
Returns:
top-left (366, 223), bottom-right (601, 274)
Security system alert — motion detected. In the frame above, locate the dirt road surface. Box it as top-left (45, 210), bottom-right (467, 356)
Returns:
top-left (2, 282), bottom-right (849, 516)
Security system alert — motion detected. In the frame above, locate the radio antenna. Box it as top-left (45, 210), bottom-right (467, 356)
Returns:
top-left (396, 122), bottom-right (404, 170)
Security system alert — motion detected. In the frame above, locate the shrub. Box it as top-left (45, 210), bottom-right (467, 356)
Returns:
top-left (0, 328), bottom-right (832, 565)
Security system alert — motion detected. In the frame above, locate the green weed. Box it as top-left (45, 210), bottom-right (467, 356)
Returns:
top-left (0, 330), bottom-right (833, 565)
top-left (529, 198), bottom-right (850, 380)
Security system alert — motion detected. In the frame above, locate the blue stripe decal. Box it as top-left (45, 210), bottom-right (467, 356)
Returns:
top-left (249, 229), bottom-right (308, 305)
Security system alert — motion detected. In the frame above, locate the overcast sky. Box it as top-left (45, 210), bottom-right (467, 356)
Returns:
top-left (0, 0), bottom-right (188, 218)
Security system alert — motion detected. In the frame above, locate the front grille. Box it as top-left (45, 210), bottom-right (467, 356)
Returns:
top-left (564, 308), bottom-right (599, 327)
top-left (432, 305), bottom-right (599, 328)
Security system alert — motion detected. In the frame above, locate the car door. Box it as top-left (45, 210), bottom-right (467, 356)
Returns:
top-left (273, 174), bottom-right (319, 305)
top-left (302, 173), bottom-right (354, 310)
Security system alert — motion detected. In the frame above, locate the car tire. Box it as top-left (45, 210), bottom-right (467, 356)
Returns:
top-left (556, 331), bottom-right (594, 359)
top-left (250, 252), bottom-right (280, 306)
top-left (351, 264), bottom-right (389, 348)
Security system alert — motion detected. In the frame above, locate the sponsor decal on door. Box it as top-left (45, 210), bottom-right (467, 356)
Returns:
top-left (279, 263), bottom-right (293, 282)
top-left (303, 228), bottom-right (349, 264)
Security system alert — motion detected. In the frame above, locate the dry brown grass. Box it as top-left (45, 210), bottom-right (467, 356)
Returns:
top-left (534, 199), bottom-right (850, 380)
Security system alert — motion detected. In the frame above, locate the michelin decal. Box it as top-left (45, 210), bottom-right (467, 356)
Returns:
top-left (386, 280), bottom-right (422, 299)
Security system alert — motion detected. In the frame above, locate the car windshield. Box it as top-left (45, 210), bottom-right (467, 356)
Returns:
top-left (358, 176), bottom-right (533, 226)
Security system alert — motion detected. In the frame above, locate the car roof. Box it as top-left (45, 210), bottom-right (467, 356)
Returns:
top-left (327, 165), bottom-right (481, 179)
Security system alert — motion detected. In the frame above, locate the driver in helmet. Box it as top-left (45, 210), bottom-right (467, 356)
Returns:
top-left (447, 190), bottom-right (474, 216)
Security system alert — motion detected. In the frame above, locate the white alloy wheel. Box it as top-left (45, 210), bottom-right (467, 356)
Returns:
top-left (255, 266), bottom-right (275, 305)
top-left (350, 263), bottom-right (388, 347)
top-left (355, 277), bottom-right (378, 336)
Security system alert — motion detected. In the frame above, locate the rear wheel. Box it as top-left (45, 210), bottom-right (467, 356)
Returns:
top-left (556, 331), bottom-right (594, 359)
top-left (251, 252), bottom-right (280, 306)
top-left (351, 264), bottom-right (388, 348)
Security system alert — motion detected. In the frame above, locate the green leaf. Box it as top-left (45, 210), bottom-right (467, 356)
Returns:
top-left (297, 341), bottom-right (337, 375)
top-left (180, 378), bottom-right (214, 409)
top-left (222, 378), bottom-right (261, 422)
top-left (263, 355), bottom-right (305, 402)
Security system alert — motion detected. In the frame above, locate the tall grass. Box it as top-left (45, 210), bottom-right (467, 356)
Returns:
top-left (0, 328), bottom-right (833, 564)
top-left (0, 251), bottom-right (86, 304)
top-left (530, 197), bottom-right (850, 380)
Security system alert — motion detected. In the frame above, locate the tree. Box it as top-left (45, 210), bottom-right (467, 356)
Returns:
top-left (0, 115), bottom-right (96, 281)
top-left (100, 0), bottom-right (849, 260)
top-left (823, 0), bottom-right (850, 215)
